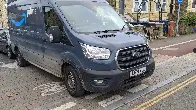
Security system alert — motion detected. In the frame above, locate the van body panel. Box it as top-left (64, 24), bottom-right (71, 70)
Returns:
top-left (7, 0), bottom-right (155, 93)
top-left (80, 58), bottom-right (155, 92)
top-left (76, 32), bottom-right (146, 50)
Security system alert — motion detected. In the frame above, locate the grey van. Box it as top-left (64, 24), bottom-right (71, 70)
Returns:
top-left (7, 0), bottom-right (155, 97)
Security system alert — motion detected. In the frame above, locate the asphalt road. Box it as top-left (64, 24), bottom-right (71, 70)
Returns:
top-left (148, 73), bottom-right (196, 110)
top-left (117, 71), bottom-right (196, 110)
top-left (0, 34), bottom-right (196, 110)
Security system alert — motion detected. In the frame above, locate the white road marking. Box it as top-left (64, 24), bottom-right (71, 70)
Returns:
top-left (127, 84), bottom-right (149, 93)
top-left (162, 47), bottom-right (179, 51)
top-left (50, 102), bottom-right (76, 110)
top-left (85, 93), bottom-right (105, 100)
top-left (33, 82), bottom-right (66, 96)
top-left (152, 39), bottom-right (196, 51)
top-left (1, 62), bottom-right (18, 69)
top-left (98, 95), bottom-right (123, 107)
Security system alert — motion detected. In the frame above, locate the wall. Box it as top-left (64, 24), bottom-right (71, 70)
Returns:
top-left (187, 0), bottom-right (196, 12)
top-left (0, 0), bottom-right (8, 28)
top-left (111, 0), bottom-right (172, 20)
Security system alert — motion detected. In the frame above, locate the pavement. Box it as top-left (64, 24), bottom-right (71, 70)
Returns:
top-left (0, 34), bottom-right (196, 110)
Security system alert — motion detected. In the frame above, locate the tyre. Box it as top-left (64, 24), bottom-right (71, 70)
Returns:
top-left (65, 66), bottom-right (85, 97)
top-left (7, 46), bottom-right (15, 59)
top-left (16, 49), bottom-right (29, 67)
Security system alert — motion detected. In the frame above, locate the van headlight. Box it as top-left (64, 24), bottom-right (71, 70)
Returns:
top-left (80, 43), bottom-right (111, 60)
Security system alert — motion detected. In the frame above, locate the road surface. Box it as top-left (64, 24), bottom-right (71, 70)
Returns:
top-left (0, 34), bottom-right (196, 110)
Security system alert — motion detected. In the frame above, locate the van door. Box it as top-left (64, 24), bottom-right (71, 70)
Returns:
top-left (8, 9), bottom-right (28, 56)
top-left (42, 7), bottom-right (73, 74)
top-left (16, 4), bottom-right (45, 66)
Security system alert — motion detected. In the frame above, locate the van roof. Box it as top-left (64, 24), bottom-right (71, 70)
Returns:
top-left (54, 0), bottom-right (106, 2)
top-left (8, 0), bottom-right (38, 7)
top-left (8, 0), bottom-right (107, 6)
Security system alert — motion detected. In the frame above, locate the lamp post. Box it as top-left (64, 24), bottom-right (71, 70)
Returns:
top-left (119, 0), bottom-right (125, 16)
top-left (176, 0), bottom-right (183, 36)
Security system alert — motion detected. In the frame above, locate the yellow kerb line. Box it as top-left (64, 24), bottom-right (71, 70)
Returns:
top-left (141, 77), bottom-right (196, 110)
top-left (132, 75), bottom-right (196, 110)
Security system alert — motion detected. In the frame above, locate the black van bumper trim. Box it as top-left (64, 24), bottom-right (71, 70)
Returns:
top-left (79, 58), bottom-right (155, 93)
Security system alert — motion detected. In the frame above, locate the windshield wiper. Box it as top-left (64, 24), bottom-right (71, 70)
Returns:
top-left (94, 29), bottom-right (120, 34)
top-left (122, 24), bottom-right (126, 30)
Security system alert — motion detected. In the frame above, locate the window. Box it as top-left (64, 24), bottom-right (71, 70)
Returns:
top-left (192, 0), bottom-right (196, 8)
top-left (133, 0), bottom-right (148, 12)
top-left (43, 7), bottom-right (72, 45)
top-left (156, 0), bottom-right (167, 12)
top-left (56, 1), bottom-right (126, 33)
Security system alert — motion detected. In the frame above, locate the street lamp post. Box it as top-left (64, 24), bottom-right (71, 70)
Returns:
top-left (119, 0), bottom-right (125, 16)
top-left (176, 0), bottom-right (183, 36)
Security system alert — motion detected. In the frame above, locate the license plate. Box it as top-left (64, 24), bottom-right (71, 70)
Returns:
top-left (130, 67), bottom-right (146, 77)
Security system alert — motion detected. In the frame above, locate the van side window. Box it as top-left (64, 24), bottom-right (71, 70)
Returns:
top-left (43, 7), bottom-right (72, 46)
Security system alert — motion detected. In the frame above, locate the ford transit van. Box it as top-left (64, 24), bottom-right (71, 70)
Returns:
top-left (7, 0), bottom-right (155, 97)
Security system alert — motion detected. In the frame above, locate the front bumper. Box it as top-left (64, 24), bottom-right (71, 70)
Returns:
top-left (79, 58), bottom-right (155, 92)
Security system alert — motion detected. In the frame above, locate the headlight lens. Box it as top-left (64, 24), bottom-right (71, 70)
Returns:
top-left (80, 43), bottom-right (111, 60)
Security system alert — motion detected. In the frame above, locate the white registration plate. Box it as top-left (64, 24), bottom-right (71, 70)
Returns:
top-left (130, 67), bottom-right (146, 77)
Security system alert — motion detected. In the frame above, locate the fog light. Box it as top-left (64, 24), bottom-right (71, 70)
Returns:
top-left (94, 79), bottom-right (104, 84)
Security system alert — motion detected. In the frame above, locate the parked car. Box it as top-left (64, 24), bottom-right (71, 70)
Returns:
top-left (7, 0), bottom-right (155, 97)
top-left (0, 29), bottom-right (15, 59)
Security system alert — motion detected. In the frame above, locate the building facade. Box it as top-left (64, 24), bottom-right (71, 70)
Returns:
top-left (0, 0), bottom-right (8, 28)
top-left (110, 0), bottom-right (195, 21)
top-left (113, 0), bottom-right (173, 21)
top-left (187, 0), bottom-right (196, 12)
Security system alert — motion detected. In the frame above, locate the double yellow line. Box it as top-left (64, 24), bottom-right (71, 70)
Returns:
top-left (132, 75), bottom-right (196, 110)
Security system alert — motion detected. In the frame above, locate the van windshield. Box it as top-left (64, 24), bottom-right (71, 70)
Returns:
top-left (57, 1), bottom-right (127, 33)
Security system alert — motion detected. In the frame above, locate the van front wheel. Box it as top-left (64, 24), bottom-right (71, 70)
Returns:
top-left (65, 66), bottom-right (85, 97)
top-left (16, 49), bottom-right (28, 67)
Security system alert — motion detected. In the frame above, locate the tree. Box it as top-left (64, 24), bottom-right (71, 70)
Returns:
top-left (168, 0), bottom-right (188, 21)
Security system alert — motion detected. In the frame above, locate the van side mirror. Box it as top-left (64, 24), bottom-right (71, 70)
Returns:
top-left (47, 26), bottom-right (62, 43)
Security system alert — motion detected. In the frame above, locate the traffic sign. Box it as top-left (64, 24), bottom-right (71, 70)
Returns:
top-left (178, 0), bottom-right (183, 4)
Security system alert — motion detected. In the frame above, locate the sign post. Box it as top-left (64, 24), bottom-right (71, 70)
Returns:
top-left (176, 0), bottom-right (183, 36)
top-left (119, 0), bottom-right (125, 16)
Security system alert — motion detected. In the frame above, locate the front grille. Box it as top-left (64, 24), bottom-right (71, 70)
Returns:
top-left (116, 44), bottom-right (150, 70)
